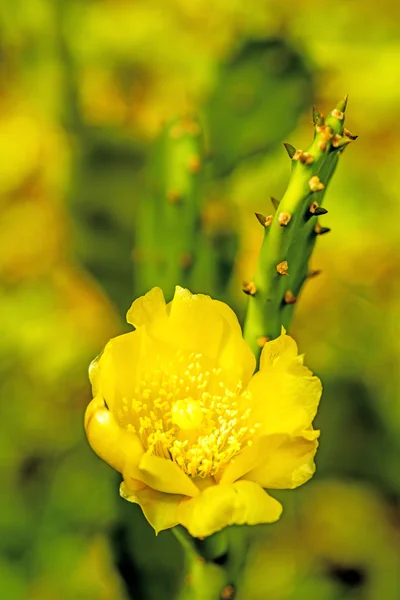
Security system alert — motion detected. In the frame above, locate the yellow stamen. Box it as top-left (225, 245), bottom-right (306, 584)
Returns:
top-left (116, 351), bottom-right (254, 478)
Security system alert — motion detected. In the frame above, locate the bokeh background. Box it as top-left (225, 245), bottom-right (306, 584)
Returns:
top-left (1, 1), bottom-right (400, 599)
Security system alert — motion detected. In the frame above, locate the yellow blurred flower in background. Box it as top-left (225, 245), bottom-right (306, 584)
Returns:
top-left (85, 287), bottom-right (321, 538)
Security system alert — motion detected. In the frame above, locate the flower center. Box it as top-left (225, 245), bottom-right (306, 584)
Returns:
top-left (117, 352), bottom-right (256, 478)
top-left (171, 398), bottom-right (204, 430)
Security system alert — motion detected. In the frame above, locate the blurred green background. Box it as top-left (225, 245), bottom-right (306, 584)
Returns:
top-left (1, 1), bottom-right (399, 599)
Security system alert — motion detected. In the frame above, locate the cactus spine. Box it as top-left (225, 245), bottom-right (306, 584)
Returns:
top-left (243, 97), bottom-right (356, 363)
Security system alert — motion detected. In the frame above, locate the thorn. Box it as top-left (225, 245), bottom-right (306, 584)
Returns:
top-left (255, 212), bottom-right (273, 227)
top-left (257, 335), bottom-right (270, 348)
top-left (314, 206), bottom-right (328, 215)
top-left (283, 142), bottom-right (296, 159)
top-left (309, 176), bottom-right (325, 192)
top-left (331, 136), bottom-right (353, 151)
top-left (308, 269), bottom-right (322, 279)
top-left (278, 211), bottom-right (291, 226)
top-left (255, 212), bottom-right (267, 226)
top-left (312, 105), bottom-right (321, 125)
top-left (270, 196), bottom-right (279, 210)
top-left (307, 201), bottom-right (328, 219)
top-left (284, 290), bottom-right (297, 305)
top-left (344, 128), bottom-right (358, 141)
top-left (242, 281), bottom-right (257, 296)
top-left (314, 223), bottom-right (331, 235)
top-left (336, 94), bottom-right (349, 113)
top-left (276, 261), bottom-right (288, 275)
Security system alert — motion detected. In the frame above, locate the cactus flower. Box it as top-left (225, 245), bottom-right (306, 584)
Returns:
top-left (85, 287), bottom-right (321, 538)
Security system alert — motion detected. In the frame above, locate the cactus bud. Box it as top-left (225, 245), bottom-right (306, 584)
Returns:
top-left (242, 281), bottom-right (257, 295)
top-left (276, 261), bottom-right (288, 275)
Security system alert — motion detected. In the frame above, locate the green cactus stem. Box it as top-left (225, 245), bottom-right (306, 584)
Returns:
top-left (173, 526), bottom-right (247, 600)
top-left (243, 97), bottom-right (356, 363)
top-left (134, 115), bottom-right (204, 299)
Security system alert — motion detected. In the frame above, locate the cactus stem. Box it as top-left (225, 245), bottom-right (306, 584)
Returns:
top-left (243, 99), bottom-right (356, 363)
top-left (242, 281), bottom-right (257, 295)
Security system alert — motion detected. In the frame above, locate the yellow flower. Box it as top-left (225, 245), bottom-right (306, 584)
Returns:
top-left (85, 287), bottom-right (321, 538)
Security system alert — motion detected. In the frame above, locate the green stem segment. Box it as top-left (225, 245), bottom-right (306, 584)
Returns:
top-left (134, 116), bottom-right (205, 299)
top-left (243, 97), bottom-right (355, 363)
top-left (173, 527), bottom-right (248, 600)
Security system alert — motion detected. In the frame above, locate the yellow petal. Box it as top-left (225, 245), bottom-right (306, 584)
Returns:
top-left (247, 367), bottom-right (322, 435)
top-left (120, 482), bottom-right (182, 534)
top-left (259, 329), bottom-right (299, 372)
top-left (85, 398), bottom-right (143, 474)
top-left (167, 287), bottom-right (254, 387)
top-left (244, 432), bottom-right (319, 489)
top-left (168, 287), bottom-right (225, 361)
top-left (212, 300), bottom-right (256, 385)
top-left (126, 286), bottom-right (167, 328)
top-left (217, 438), bottom-right (269, 485)
top-left (178, 481), bottom-right (282, 538)
top-left (138, 453), bottom-right (199, 497)
top-left (91, 328), bottom-right (147, 412)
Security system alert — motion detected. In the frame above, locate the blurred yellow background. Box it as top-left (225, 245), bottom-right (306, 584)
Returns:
top-left (1, 1), bottom-right (399, 599)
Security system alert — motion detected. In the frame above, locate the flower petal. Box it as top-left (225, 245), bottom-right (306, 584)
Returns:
top-left (243, 432), bottom-right (319, 489)
top-left (259, 329), bottom-right (299, 372)
top-left (178, 481), bottom-right (282, 538)
top-left (217, 438), bottom-right (269, 485)
top-left (138, 453), bottom-right (199, 497)
top-left (120, 482), bottom-right (182, 534)
top-left (247, 367), bottom-right (322, 435)
top-left (90, 327), bottom-right (147, 412)
top-left (167, 287), bottom-right (225, 361)
top-left (85, 398), bottom-right (143, 474)
top-left (212, 300), bottom-right (256, 385)
top-left (126, 287), bottom-right (167, 328)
